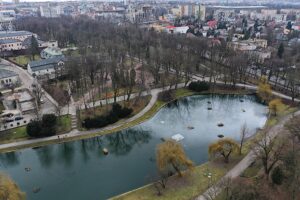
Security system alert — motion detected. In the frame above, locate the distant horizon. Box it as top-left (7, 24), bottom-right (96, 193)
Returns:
top-left (1, 0), bottom-right (299, 4)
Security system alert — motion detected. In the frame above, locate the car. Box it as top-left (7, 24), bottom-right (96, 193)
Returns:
top-left (1, 113), bottom-right (14, 118)
top-left (15, 116), bottom-right (24, 121)
top-left (5, 118), bottom-right (14, 123)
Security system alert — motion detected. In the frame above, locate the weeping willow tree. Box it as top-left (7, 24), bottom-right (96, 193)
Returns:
top-left (257, 76), bottom-right (272, 103)
top-left (209, 138), bottom-right (239, 163)
top-left (269, 98), bottom-right (285, 116)
top-left (156, 140), bottom-right (194, 177)
top-left (0, 173), bottom-right (25, 200)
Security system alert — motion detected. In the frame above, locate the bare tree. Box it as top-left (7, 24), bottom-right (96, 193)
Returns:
top-left (239, 123), bottom-right (249, 155)
top-left (254, 131), bottom-right (285, 179)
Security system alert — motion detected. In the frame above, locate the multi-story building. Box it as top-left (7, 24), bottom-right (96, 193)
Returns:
top-left (0, 69), bottom-right (19, 89)
top-left (40, 5), bottom-right (62, 18)
top-left (0, 31), bottom-right (58, 52)
top-left (27, 56), bottom-right (65, 80)
top-left (0, 10), bottom-right (16, 30)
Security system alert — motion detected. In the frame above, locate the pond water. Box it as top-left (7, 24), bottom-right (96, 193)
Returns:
top-left (0, 94), bottom-right (267, 200)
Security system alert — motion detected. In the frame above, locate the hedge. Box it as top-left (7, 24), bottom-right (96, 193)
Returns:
top-left (188, 81), bottom-right (210, 92)
top-left (82, 103), bottom-right (133, 129)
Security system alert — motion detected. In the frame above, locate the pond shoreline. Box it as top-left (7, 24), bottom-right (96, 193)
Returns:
top-left (0, 91), bottom-right (271, 200)
top-left (0, 87), bottom-right (257, 153)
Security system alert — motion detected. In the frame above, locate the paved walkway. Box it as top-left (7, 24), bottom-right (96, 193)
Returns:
top-left (195, 110), bottom-right (300, 200)
top-left (0, 83), bottom-right (185, 151)
top-left (0, 73), bottom-right (299, 152)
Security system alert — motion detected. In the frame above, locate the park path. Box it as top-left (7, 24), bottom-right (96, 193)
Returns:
top-left (0, 83), bottom-right (185, 152)
top-left (0, 72), bottom-right (299, 152)
top-left (195, 110), bottom-right (300, 200)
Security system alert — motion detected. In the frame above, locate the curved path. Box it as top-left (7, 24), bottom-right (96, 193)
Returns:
top-left (0, 72), bottom-right (298, 152)
top-left (0, 83), bottom-right (185, 152)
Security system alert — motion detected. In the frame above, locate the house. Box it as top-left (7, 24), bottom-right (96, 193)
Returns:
top-left (0, 69), bottom-right (19, 89)
top-left (40, 47), bottom-right (63, 59)
top-left (0, 31), bottom-right (58, 52)
top-left (27, 56), bottom-right (65, 79)
top-left (0, 39), bottom-right (23, 51)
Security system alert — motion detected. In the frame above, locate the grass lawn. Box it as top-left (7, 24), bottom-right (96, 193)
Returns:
top-left (0, 101), bottom-right (5, 113)
top-left (79, 95), bottom-right (151, 125)
top-left (0, 126), bottom-right (28, 144)
top-left (240, 160), bottom-right (262, 178)
top-left (56, 115), bottom-right (72, 134)
top-left (0, 115), bottom-right (72, 145)
top-left (113, 159), bottom-right (241, 200)
top-left (63, 49), bottom-right (80, 57)
top-left (83, 88), bottom-right (140, 103)
top-left (174, 87), bottom-right (254, 100)
top-left (8, 55), bottom-right (41, 67)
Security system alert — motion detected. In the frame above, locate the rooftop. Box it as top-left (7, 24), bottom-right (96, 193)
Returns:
top-left (41, 47), bottom-right (63, 56)
top-left (0, 39), bottom-right (20, 44)
top-left (0, 69), bottom-right (18, 79)
top-left (0, 31), bottom-right (34, 39)
top-left (28, 56), bottom-right (65, 72)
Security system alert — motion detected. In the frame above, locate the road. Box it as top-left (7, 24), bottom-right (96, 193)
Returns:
top-left (0, 59), bottom-right (58, 130)
top-left (0, 76), bottom-right (299, 152)
top-left (0, 83), bottom-right (185, 151)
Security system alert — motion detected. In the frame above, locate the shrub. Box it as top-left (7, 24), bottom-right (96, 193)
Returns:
top-left (42, 114), bottom-right (57, 128)
top-left (158, 90), bottom-right (175, 102)
top-left (271, 166), bottom-right (284, 185)
top-left (188, 81), bottom-right (210, 92)
top-left (27, 120), bottom-right (42, 137)
top-left (26, 114), bottom-right (58, 137)
top-left (82, 103), bottom-right (132, 129)
top-left (111, 103), bottom-right (133, 118)
top-left (42, 114), bottom-right (57, 136)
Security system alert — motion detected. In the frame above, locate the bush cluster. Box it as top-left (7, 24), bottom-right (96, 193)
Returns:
top-left (27, 114), bottom-right (57, 137)
top-left (82, 103), bottom-right (133, 129)
top-left (158, 90), bottom-right (175, 102)
top-left (188, 81), bottom-right (210, 92)
top-left (271, 166), bottom-right (284, 185)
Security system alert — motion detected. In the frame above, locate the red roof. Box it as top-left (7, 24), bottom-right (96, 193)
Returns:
top-left (166, 25), bottom-right (176, 29)
top-left (207, 20), bottom-right (217, 28)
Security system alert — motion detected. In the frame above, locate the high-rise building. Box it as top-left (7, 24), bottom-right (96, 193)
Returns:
top-left (200, 5), bottom-right (206, 21)
top-left (13, 0), bottom-right (20, 4)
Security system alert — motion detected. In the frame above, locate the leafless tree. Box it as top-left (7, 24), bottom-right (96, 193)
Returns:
top-left (253, 131), bottom-right (285, 179)
top-left (239, 123), bottom-right (249, 155)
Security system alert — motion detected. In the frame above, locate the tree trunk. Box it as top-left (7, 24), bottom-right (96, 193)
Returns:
top-left (171, 162), bottom-right (182, 177)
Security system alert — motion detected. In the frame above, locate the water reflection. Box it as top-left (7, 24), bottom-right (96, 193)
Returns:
top-left (58, 143), bottom-right (75, 167)
top-left (0, 152), bottom-right (19, 167)
top-left (0, 94), bottom-right (267, 200)
top-left (106, 128), bottom-right (151, 156)
top-left (35, 146), bottom-right (54, 168)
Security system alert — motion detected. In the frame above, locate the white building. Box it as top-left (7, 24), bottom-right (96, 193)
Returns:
top-left (174, 26), bottom-right (189, 34)
top-left (27, 56), bottom-right (65, 79)
top-left (40, 47), bottom-right (62, 59)
top-left (40, 5), bottom-right (62, 18)
top-left (0, 31), bottom-right (58, 52)
top-left (0, 10), bottom-right (15, 29)
top-left (0, 69), bottom-right (19, 89)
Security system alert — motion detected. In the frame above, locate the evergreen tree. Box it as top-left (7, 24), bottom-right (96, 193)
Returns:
top-left (286, 21), bottom-right (292, 30)
top-left (277, 43), bottom-right (284, 59)
top-left (30, 35), bottom-right (39, 60)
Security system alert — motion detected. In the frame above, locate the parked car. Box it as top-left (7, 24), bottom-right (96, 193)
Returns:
top-left (1, 113), bottom-right (14, 118)
top-left (15, 116), bottom-right (24, 121)
top-left (5, 118), bottom-right (14, 123)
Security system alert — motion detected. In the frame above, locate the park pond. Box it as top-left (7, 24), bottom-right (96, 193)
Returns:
top-left (0, 94), bottom-right (268, 200)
